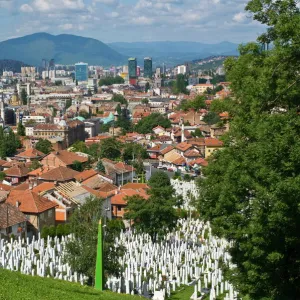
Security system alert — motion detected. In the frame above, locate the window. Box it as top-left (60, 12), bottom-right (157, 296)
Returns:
top-left (48, 209), bottom-right (53, 218)
top-left (118, 206), bottom-right (122, 211)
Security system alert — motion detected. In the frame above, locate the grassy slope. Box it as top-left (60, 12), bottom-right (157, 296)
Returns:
top-left (0, 269), bottom-right (141, 300)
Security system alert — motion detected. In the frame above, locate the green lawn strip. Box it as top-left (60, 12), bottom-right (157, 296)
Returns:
top-left (169, 284), bottom-right (194, 300)
top-left (0, 269), bottom-right (141, 300)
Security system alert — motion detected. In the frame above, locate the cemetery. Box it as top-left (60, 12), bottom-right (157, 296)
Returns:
top-left (0, 181), bottom-right (238, 299)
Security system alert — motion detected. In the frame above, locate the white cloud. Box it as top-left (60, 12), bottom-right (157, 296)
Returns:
top-left (232, 12), bottom-right (248, 23)
top-left (32, 0), bottom-right (85, 12)
top-left (59, 23), bottom-right (73, 30)
top-left (20, 4), bottom-right (33, 12)
top-left (131, 16), bottom-right (154, 25)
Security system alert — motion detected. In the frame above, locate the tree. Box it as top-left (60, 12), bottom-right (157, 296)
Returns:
top-left (20, 88), bottom-right (27, 105)
top-left (17, 122), bottom-right (25, 136)
top-left (55, 80), bottom-right (62, 86)
top-left (0, 171), bottom-right (6, 181)
top-left (66, 99), bottom-right (72, 109)
top-left (141, 98), bottom-right (149, 105)
top-left (203, 111), bottom-right (221, 125)
top-left (70, 141), bottom-right (88, 153)
top-left (173, 74), bottom-right (188, 94)
top-left (0, 127), bottom-right (20, 158)
top-left (145, 82), bottom-right (150, 92)
top-left (96, 160), bottom-right (105, 173)
top-left (198, 1), bottom-right (300, 298)
top-left (191, 128), bottom-right (203, 138)
top-left (135, 112), bottom-right (171, 134)
top-left (64, 196), bottom-right (124, 285)
top-left (75, 80), bottom-right (78, 86)
top-left (125, 171), bottom-right (178, 241)
top-left (176, 95), bottom-right (206, 112)
top-left (123, 143), bottom-right (148, 161)
top-left (99, 138), bottom-right (121, 160)
top-left (29, 160), bottom-right (42, 171)
top-left (98, 76), bottom-right (124, 86)
top-left (72, 160), bottom-right (84, 172)
top-left (111, 94), bottom-right (128, 106)
top-left (79, 110), bottom-right (90, 119)
top-left (35, 139), bottom-right (52, 155)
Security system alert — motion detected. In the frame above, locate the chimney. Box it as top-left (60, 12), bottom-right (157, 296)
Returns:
top-left (16, 201), bottom-right (20, 208)
top-left (29, 182), bottom-right (33, 190)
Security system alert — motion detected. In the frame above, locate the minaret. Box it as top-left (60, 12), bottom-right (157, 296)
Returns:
top-left (180, 117), bottom-right (185, 143)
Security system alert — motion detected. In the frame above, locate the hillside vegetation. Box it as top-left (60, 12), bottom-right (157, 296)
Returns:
top-left (0, 269), bottom-right (140, 300)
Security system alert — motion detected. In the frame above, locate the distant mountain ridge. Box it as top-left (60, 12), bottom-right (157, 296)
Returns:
top-left (0, 59), bottom-right (29, 73)
top-left (108, 41), bottom-right (239, 66)
top-left (0, 33), bottom-right (126, 66)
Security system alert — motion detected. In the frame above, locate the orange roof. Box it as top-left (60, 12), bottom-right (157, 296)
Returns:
top-left (4, 164), bottom-right (29, 177)
top-left (205, 138), bottom-right (224, 147)
top-left (42, 150), bottom-right (88, 166)
top-left (6, 190), bottom-right (57, 214)
top-left (111, 189), bottom-right (149, 206)
top-left (176, 142), bottom-right (193, 152)
top-left (121, 183), bottom-right (149, 190)
top-left (39, 166), bottom-right (79, 182)
top-left (32, 182), bottom-right (56, 194)
top-left (184, 149), bottom-right (201, 157)
top-left (15, 148), bottom-right (45, 159)
top-left (160, 146), bottom-right (174, 155)
top-left (74, 169), bottom-right (98, 182)
top-left (28, 166), bottom-right (53, 177)
top-left (189, 158), bottom-right (208, 167)
top-left (12, 183), bottom-right (29, 191)
top-left (0, 183), bottom-right (13, 191)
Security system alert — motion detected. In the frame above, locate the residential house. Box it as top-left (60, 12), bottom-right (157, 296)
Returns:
top-left (0, 203), bottom-right (27, 238)
top-left (37, 166), bottom-right (79, 183)
top-left (4, 163), bottom-right (30, 185)
top-left (6, 190), bottom-right (56, 238)
top-left (41, 150), bottom-right (88, 168)
top-left (205, 138), bottom-right (224, 158)
top-left (15, 148), bottom-right (45, 162)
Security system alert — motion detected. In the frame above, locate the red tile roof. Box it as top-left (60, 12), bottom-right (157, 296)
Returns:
top-left (32, 182), bottom-right (56, 194)
top-left (74, 169), bottom-right (98, 182)
top-left (0, 203), bottom-right (27, 229)
top-left (176, 142), bottom-right (193, 152)
top-left (4, 164), bottom-right (30, 177)
top-left (39, 166), bottom-right (79, 182)
top-left (15, 148), bottom-right (45, 159)
top-left (205, 138), bottom-right (224, 147)
top-left (6, 190), bottom-right (57, 214)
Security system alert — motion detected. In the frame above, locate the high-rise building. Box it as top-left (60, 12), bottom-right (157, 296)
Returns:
top-left (128, 58), bottom-right (137, 79)
top-left (75, 62), bottom-right (88, 82)
top-left (49, 59), bottom-right (55, 69)
top-left (144, 57), bottom-right (152, 78)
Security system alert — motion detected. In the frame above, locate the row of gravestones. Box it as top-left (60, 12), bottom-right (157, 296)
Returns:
top-left (171, 179), bottom-right (199, 210)
top-left (106, 218), bottom-right (238, 300)
top-left (0, 234), bottom-right (87, 285)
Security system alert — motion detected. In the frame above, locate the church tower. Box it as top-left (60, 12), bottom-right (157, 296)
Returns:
top-left (11, 86), bottom-right (21, 106)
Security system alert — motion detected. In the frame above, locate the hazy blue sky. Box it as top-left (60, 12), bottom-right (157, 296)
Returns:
top-left (0, 0), bottom-right (264, 43)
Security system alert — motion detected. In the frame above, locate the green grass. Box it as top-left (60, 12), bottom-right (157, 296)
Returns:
top-left (0, 269), bottom-right (141, 300)
top-left (169, 285), bottom-right (194, 300)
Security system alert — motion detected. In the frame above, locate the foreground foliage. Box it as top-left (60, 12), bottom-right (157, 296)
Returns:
top-left (198, 1), bottom-right (300, 299)
top-left (64, 197), bottom-right (125, 285)
top-left (0, 268), bottom-right (139, 300)
top-left (125, 171), bottom-right (179, 241)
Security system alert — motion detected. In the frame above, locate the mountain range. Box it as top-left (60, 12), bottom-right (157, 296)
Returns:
top-left (108, 41), bottom-right (239, 65)
top-left (0, 33), bottom-right (239, 67)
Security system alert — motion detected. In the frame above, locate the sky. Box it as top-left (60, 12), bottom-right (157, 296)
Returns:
top-left (0, 0), bottom-right (265, 43)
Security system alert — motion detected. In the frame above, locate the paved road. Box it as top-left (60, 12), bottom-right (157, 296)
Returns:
top-left (144, 165), bottom-right (175, 180)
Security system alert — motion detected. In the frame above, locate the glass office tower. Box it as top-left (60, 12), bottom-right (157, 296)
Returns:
top-left (75, 62), bottom-right (88, 82)
top-left (144, 57), bottom-right (152, 78)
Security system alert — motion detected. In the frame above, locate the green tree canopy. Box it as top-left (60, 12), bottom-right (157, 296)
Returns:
top-left (99, 76), bottom-right (124, 86)
top-left (111, 94), bottom-right (128, 106)
top-left (177, 95), bottom-right (206, 112)
top-left (17, 122), bottom-right (25, 136)
top-left (125, 171), bottom-right (178, 241)
top-left (145, 82), bottom-right (150, 92)
top-left (99, 138), bottom-right (121, 160)
top-left (72, 160), bottom-right (84, 172)
top-left (135, 112), bottom-right (171, 134)
top-left (79, 110), bottom-right (90, 119)
top-left (198, 1), bottom-right (300, 298)
top-left (20, 88), bottom-right (27, 105)
top-left (35, 139), bottom-right (53, 155)
top-left (96, 160), bottom-right (105, 173)
top-left (64, 196), bottom-right (124, 285)
top-left (172, 74), bottom-right (188, 94)
top-left (0, 127), bottom-right (20, 158)
top-left (202, 111), bottom-right (221, 125)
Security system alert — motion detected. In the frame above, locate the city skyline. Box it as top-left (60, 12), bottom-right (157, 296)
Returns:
top-left (0, 0), bottom-right (265, 44)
